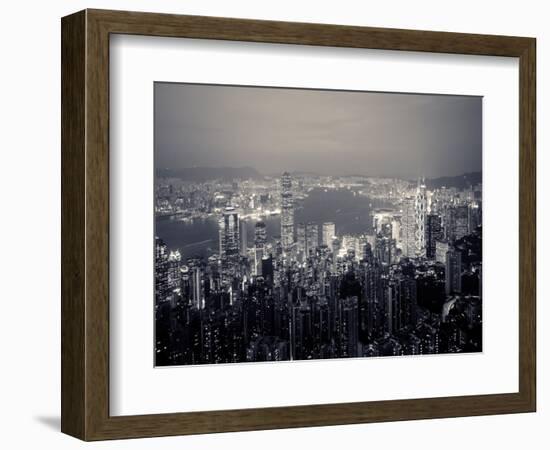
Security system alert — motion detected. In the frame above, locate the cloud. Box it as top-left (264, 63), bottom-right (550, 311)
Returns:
top-left (155, 83), bottom-right (482, 178)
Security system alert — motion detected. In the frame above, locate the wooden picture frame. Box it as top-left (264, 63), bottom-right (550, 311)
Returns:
top-left (61, 9), bottom-right (536, 441)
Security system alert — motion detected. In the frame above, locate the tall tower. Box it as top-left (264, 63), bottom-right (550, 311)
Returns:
top-left (296, 222), bottom-right (306, 259)
top-left (306, 222), bottom-right (318, 257)
top-left (219, 206), bottom-right (240, 277)
top-left (402, 197), bottom-right (416, 258)
top-left (254, 221), bottom-right (267, 275)
top-left (191, 266), bottom-right (204, 309)
top-left (240, 219), bottom-right (248, 256)
top-left (453, 205), bottom-right (469, 241)
top-left (155, 237), bottom-right (169, 304)
top-left (322, 222), bottom-right (336, 251)
top-left (445, 249), bottom-right (462, 295)
top-left (425, 214), bottom-right (443, 259)
top-left (280, 172), bottom-right (294, 254)
top-left (414, 178), bottom-right (427, 257)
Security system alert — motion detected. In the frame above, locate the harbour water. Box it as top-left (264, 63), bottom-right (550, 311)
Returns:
top-left (155, 188), bottom-right (392, 259)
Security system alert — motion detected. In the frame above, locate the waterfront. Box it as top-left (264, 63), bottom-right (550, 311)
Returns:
top-left (155, 188), bottom-right (392, 258)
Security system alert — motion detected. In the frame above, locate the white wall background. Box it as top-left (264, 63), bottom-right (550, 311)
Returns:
top-left (0, 0), bottom-right (546, 448)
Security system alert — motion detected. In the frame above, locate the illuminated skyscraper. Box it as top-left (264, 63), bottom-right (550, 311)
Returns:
top-left (425, 214), bottom-right (443, 259)
top-left (375, 235), bottom-right (395, 265)
top-left (280, 172), bottom-right (294, 254)
top-left (306, 222), bottom-right (318, 257)
top-left (356, 238), bottom-right (373, 263)
top-left (296, 222), bottom-right (306, 260)
top-left (402, 196), bottom-right (416, 258)
top-left (240, 219), bottom-right (248, 256)
top-left (219, 206), bottom-right (240, 277)
top-left (453, 205), bottom-right (469, 241)
top-left (253, 221), bottom-right (267, 275)
top-left (435, 240), bottom-right (450, 264)
top-left (391, 218), bottom-right (401, 247)
top-left (322, 222), bottom-right (336, 251)
top-left (468, 201), bottom-right (482, 232)
top-left (414, 178), bottom-right (427, 257)
top-left (155, 237), bottom-right (169, 304)
top-left (191, 266), bottom-right (204, 309)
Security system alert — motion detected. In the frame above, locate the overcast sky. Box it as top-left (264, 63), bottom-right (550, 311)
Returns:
top-left (154, 82), bottom-right (482, 179)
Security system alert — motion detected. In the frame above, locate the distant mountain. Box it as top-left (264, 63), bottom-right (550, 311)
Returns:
top-left (156, 166), bottom-right (263, 182)
top-left (425, 172), bottom-right (482, 190)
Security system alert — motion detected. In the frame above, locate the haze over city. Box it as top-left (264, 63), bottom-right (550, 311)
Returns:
top-left (155, 82), bottom-right (482, 179)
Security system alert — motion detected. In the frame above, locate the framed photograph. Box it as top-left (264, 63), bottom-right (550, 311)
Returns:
top-left (61, 9), bottom-right (536, 441)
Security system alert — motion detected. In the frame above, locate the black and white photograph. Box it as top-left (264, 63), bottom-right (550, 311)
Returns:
top-left (154, 83), bottom-right (483, 366)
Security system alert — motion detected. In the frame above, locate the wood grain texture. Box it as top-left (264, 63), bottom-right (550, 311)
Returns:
top-left (518, 38), bottom-right (536, 410)
top-left (61, 9), bottom-right (537, 441)
top-left (61, 10), bottom-right (86, 439)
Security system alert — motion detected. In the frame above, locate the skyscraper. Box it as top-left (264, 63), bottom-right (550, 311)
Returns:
top-left (391, 218), bottom-right (401, 247)
top-left (402, 196), bottom-right (416, 258)
top-left (240, 219), bottom-right (248, 256)
top-left (445, 249), bottom-right (462, 295)
top-left (375, 235), bottom-right (395, 266)
top-left (453, 205), bottom-right (469, 241)
top-left (191, 266), bottom-right (204, 309)
top-left (357, 238), bottom-right (373, 263)
top-left (219, 206), bottom-right (240, 277)
top-left (435, 240), bottom-right (450, 264)
top-left (306, 222), bottom-right (318, 257)
top-left (280, 172), bottom-right (294, 254)
top-left (425, 214), bottom-right (443, 259)
top-left (155, 237), bottom-right (169, 304)
top-left (254, 221), bottom-right (267, 275)
top-left (468, 201), bottom-right (482, 232)
top-left (296, 222), bottom-right (306, 259)
top-left (414, 179), bottom-right (427, 257)
top-left (322, 222), bottom-right (336, 251)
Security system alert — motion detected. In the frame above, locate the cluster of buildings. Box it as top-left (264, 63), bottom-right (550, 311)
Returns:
top-left (155, 172), bottom-right (482, 366)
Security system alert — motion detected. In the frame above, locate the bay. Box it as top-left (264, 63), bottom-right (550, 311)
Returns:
top-left (155, 188), bottom-right (392, 259)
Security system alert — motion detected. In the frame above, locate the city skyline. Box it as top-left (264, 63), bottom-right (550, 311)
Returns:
top-left (155, 83), bottom-right (482, 179)
top-left (154, 84), bottom-right (482, 367)
top-left (155, 169), bottom-right (482, 366)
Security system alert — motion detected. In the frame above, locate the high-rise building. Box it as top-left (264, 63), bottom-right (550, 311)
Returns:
top-left (399, 276), bottom-right (417, 329)
top-left (391, 218), bottom-right (401, 247)
top-left (253, 221), bottom-right (267, 275)
top-left (240, 219), bottom-right (248, 256)
top-left (261, 255), bottom-right (274, 283)
top-left (280, 172), bottom-right (294, 254)
top-left (386, 280), bottom-right (400, 335)
top-left (306, 222), bottom-right (318, 257)
top-left (402, 196), bottom-right (416, 258)
top-left (425, 214), bottom-right (443, 259)
top-left (375, 235), bottom-right (395, 265)
top-left (341, 296), bottom-right (359, 357)
top-left (468, 202), bottom-right (482, 232)
top-left (453, 205), bottom-right (469, 241)
top-left (414, 179), bottom-right (427, 257)
top-left (219, 206), bottom-right (240, 277)
top-left (445, 249), bottom-right (462, 295)
top-left (443, 205), bottom-right (469, 242)
top-left (296, 222), bottom-right (306, 259)
top-left (362, 263), bottom-right (379, 336)
top-left (167, 250), bottom-right (182, 292)
top-left (322, 222), bottom-right (336, 251)
top-left (356, 238), bottom-right (373, 263)
top-left (435, 240), bottom-right (450, 264)
top-left (155, 237), bottom-right (169, 304)
top-left (191, 266), bottom-right (204, 309)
